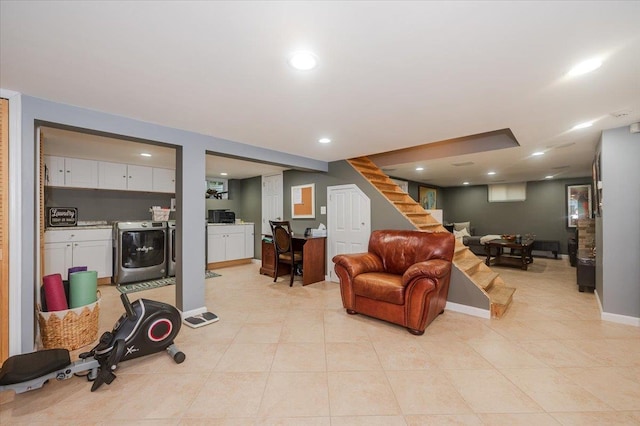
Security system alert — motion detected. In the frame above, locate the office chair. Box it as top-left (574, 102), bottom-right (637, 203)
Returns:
top-left (269, 220), bottom-right (303, 286)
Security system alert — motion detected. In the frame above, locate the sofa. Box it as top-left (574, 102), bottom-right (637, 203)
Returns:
top-left (332, 230), bottom-right (455, 335)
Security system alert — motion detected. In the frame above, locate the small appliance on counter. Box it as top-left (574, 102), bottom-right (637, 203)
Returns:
top-left (208, 209), bottom-right (235, 224)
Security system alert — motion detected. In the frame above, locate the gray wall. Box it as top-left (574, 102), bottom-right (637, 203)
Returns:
top-left (283, 161), bottom-right (416, 236)
top-left (46, 188), bottom-right (175, 222)
top-left (439, 178), bottom-right (591, 254)
top-left (599, 126), bottom-right (640, 318)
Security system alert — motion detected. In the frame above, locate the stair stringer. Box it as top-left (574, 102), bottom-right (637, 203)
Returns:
top-left (346, 156), bottom-right (515, 318)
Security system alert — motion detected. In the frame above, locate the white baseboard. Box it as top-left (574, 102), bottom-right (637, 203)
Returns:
top-left (445, 302), bottom-right (491, 319)
top-left (595, 291), bottom-right (640, 327)
top-left (181, 306), bottom-right (207, 319)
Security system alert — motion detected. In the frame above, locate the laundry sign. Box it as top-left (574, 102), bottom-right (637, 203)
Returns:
top-left (47, 207), bottom-right (78, 227)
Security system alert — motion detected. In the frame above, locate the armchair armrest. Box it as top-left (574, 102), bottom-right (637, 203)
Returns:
top-left (332, 252), bottom-right (384, 278)
top-left (403, 259), bottom-right (452, 286)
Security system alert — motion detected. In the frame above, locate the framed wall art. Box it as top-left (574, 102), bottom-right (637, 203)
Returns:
top-left (291, 183), bottom-right (315, 219)
top-left (419, 186), bottom-right (437, 210)
top-left (566, 184), bottom-right (592, 227)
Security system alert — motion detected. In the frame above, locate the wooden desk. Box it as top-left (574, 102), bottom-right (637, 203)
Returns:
top-left (260, 236), bottom-right (326, 285)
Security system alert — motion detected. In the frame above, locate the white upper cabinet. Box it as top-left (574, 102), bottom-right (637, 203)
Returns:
top-left (47, 155), bottom-right (173, 193)
top-left (124, 164), bottom-right (153, 192)
top-left (98, 161), bottom-right (128, 190)
top-left (153, 167), bottom-right (175, 193)
top-left (44, 155), bottom-right (98, 189)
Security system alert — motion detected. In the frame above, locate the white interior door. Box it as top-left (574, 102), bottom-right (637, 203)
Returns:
top-left (327, 184), bottom-right (371, 282)
top-left (261, 173), bottom-right (283, 235)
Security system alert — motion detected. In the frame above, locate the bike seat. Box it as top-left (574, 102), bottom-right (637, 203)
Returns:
top-left (0, 349), bottom-right (70, 385)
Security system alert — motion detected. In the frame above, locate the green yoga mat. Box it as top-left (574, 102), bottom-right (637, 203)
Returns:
top-left (69, 270), bottom-right (98, 308)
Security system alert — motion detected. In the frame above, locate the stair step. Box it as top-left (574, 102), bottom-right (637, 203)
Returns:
top-left (454, 256), bottom-right (483, 273)
top-left (374, 182), bottom-right (399, 191)
top-left (488, 285), bottom-right (516, 318)
top-left (454, 244), bottom-right (469, 255)
top-left (469, 269), bottom-right (499, 290)
top-left (361, 171), bottom-right (391, 181)
top-left (382, 190), bottom-right (412, 201)
top-left (417, 223), bottom-right (442, 231)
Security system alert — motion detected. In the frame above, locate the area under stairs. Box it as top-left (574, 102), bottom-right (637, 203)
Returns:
top-left (347, 156), bottom-right (515, 318)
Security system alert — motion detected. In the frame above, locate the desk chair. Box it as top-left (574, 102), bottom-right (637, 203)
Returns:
top-left (269, 220), bottom-right (303, 286)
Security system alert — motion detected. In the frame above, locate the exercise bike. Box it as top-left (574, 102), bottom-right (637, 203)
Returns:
top-left (0, 292), bottom-right (185, 393)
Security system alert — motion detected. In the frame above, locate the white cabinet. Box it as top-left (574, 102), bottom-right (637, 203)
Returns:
top-left (126, 164), bottom-right (153, 191)
top-left (245, 224), bottom-right (254, 258)
top-left (48, 155), bottom-right (173, 194)
top-left (207, 224), bottom-right (253, 263)
top-left (44, 155), bottom-right (66, 186)
top-left (98, 161), bottom-right (128, 190)
top-left (153, 168), bottom-right (175, 193)
top-left (44, 228), bottom-right (113, 279)
top-left (44, 156), bottom-right (99, 189)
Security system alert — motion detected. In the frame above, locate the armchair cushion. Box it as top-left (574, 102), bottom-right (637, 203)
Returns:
top-left (332, 230), bottom-right (455, 335)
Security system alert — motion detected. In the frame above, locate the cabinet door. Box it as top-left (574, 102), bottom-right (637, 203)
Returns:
top-left (44, 242), bottom-right (73, 278)
top-left (98, 161), bottom-right (128, 190)
top-left (65, 158), bottom-right (99, 188)
top-left (152, 168), bottom-right (175, 193)
top-left (72, 240), bottom-right (112, 279)
top-left (225, 232), bottom-right (245, 260)
top-left (245, 224), bottom-right (254, 258)
top-left (126, 165), bottom-right (153, 191)
top-left (208, 232), bottom-right (225, 263)
top-left (44, 156), bottom-right (66, 187)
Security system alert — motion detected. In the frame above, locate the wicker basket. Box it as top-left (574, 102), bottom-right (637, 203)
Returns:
top-left (37, 296), bottom-right (100, 351)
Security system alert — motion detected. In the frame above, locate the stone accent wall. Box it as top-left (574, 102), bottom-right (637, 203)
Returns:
top-left (577, 218), bottom-right (595, 249)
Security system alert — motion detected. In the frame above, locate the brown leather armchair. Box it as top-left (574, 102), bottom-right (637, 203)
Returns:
top-left (332, 230), bottom-right (455, 335)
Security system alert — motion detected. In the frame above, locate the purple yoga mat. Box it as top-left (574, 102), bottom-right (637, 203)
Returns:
top-left (67, 265), bottom-right (87, 280)
top-left (43, 273), bottom-right (68, 312)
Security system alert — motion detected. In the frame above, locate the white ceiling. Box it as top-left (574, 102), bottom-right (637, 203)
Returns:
top-left (2, 1), bottom-right (640, 186)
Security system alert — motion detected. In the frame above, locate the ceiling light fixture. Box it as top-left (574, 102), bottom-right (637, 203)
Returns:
top-left (572, 121), bottom-right (593, 130)
top-left (532, 151), bottom-right (544, 156)
top-left (140, 153), bottom-right (152, 157)
top-left (415, 167), bottom-right (424, 171)
top-left (545, 175), bottom-right (554, 179)
top-left (318, 138), bottom-right (331, 144)
top-left (487, 171), bottom-right (496, 175)
top-left (567, 58), bottom-right (602, 77)
top-left (220, 172), bottom-right (228, 176)
top-left (288, 51), bottom-right (318, 70)
top-left (463, 181), bottom-right (470, 185)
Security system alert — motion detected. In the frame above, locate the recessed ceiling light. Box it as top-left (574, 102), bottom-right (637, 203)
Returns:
top-left (532, 151), bottom-right (544, 156)
top-left (487, 171), bottom-right (496, 175)
top-left (545, 175), bottom-right (554, 179)
top-left (288, 51), bottom-right (318, 70)
top-left (415, 167), bottom-right (424, 171)
top-left (220, 172), bottom-right (228, 176)
top-left (572, 121), bottom-right (593, 130)
top-left (318, 138), bottom-right (331, 144)
top-left (567, 58), bottom-right (602, 77)
top-left (140, 153), bottom-right (152, 157)
top-left (463, 181), bottom-right (470, 185)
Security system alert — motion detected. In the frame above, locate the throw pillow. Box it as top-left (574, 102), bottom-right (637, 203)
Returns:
top-left (454, 221), bottom-right (471, 232)
top-left (453, 228), bottom-right (471, 241)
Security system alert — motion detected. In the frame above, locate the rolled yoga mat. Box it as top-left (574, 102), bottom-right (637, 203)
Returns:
top-left (43, 273), bottom-right (68, 312)
top-left (69, 270), bottom-right (98, 308)
top-left (66, 265), bottom-right (86, 302)
top-left (67, 265), bottom-right (87, 280)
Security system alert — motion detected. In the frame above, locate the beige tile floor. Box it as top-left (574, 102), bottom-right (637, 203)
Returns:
top-left (2, 257), bottom-right (640, 425)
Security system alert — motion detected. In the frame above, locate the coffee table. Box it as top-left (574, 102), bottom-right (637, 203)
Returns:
top-left (485, 238), bottom-right (534, 270)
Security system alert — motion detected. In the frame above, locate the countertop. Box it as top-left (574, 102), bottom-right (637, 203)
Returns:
top-left (46, 221), bottom-right (113, 231)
